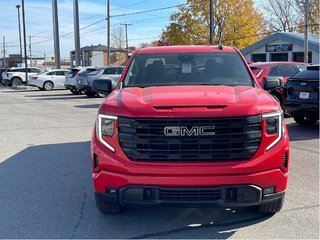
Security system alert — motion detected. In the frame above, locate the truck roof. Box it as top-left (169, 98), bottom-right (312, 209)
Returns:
top-left (136, 45), bottom-right (237, 54)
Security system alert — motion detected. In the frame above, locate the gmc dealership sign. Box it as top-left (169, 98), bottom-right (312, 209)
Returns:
top-left (265, 44), bottom-right (293, 52)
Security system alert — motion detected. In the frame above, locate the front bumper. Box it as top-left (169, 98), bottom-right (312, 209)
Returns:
top-left (95, 185), bottom-right (285, 207)
top-left (1, 78), bottom-right (10, 85)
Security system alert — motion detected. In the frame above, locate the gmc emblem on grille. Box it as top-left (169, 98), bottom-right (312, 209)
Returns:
top-left (164, 126), bottom-right (216, 136)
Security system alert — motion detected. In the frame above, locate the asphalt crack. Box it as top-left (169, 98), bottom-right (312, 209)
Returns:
top-left (71, 186), bottom-right (87, 238)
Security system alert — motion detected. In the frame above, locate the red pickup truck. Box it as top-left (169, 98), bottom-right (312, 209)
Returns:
top-left (91, 46), bottom-right (290, 214)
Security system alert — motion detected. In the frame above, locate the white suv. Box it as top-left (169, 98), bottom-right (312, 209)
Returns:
top-left (2, 67), bottom-right (42, 86)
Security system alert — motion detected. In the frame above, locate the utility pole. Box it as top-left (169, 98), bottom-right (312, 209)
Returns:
top-left (107, 0), bottom-right (110, 66)
top-left (22, 0), bottom-right (28, 85)
top-left (44, 51), bottom-right (46, 70)
top-left (209, 0), bottom-right (214, 45)
top-left (304, 0), bottom-right (309, 63)
top-left (73, 0), bottom-right (81, 67)
top-left (16, 4), bottom-right (23, 63)
top-left (52, 0), bottom-right (61, 69)
top-left (2, 36), bottom-right (5, 67)
top-left (121, 23), bottom-right (132, 61)
top-left (29, 36), bottom-right (32, 67)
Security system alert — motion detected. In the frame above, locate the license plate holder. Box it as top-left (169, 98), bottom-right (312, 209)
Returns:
top-left (299, 92), bottom-right (310, 99)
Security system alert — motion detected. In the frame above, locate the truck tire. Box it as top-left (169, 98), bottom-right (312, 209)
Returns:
top-left (95, 194), bottom-right (122, 214)
top-left (97, 92), bottom-right (107, 98)
top-left (70, 89), bottom-right (82, 95)
top-left (85, 91), bottom-right (97, 97)
top-left (293, 116), bottom-right (318, 126)
top-left (11, 77), bottom-right (23, 87)
top-left (258, 197), bottom-right (284, 214)
top-left (270, 92), bottom-right (283, 107)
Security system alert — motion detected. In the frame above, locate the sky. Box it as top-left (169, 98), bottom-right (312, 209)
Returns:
top-left (0, 0), bottom-right (186, 60)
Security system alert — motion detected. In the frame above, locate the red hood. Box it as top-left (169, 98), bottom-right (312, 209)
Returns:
top-left (100, 85), bottom-right (279, 118)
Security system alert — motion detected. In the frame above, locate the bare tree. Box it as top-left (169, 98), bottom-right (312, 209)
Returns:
top-left (111, 27), bottom-right (125, 49)
top-left (295, 0), bottom-right (320, 33)
top-left (262, 0), bottom-right (300, 32)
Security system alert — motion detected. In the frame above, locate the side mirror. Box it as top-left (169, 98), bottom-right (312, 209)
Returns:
top-left (92, 79), bottom-right (112, 95)
top-left (262, 76), bottom-right (283, 90)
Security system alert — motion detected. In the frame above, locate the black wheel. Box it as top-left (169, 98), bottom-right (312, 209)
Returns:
top-left (11, 77), bottom-right (23, 87)
top-left (258, 197), bottom-right (285, 214)
top-left (97, 92), bottom-right (108, 98)
top-left (70, 89), bottom-right (82, 95)
top-left (43, 81), bottom-right (54, 91)
top-left (293, 116), bottom-right (318, 126)
top-left (85, 91), bottom-right (97, 97)
top-left (95, 194), bottom-right (122, 214)
top-left (38, 87), bottom-right (45, 91)
top-left (271, 93), bottom-right (283, 107)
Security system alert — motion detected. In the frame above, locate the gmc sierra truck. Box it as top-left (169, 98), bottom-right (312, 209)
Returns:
top-left (91, 46), bottom-right (290, 214)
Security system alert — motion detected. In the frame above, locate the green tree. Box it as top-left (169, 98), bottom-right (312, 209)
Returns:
top-left (162, 0), bottom-right (265, 49)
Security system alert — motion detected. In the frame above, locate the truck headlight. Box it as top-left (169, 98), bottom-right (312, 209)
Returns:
top-left (262, 111), bottom-right (283, 151)
top-left (96, 114), bottom-right (117, 152)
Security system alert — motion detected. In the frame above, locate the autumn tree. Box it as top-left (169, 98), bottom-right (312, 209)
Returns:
top-left (162, 0), bottom-right (265, 49)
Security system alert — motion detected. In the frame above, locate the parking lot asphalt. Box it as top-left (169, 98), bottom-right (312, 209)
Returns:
top-left (0, 86), bottom-right (319, 239)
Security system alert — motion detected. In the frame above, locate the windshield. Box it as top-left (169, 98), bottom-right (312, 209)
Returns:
top-left (78, 68), bottom-right (99, 76)
top-left (123, 52), bottom-right (253, 87)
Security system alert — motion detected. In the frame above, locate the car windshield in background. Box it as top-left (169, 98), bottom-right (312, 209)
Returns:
top-left (103, 67), bottom-right (123, 75)
top-left (290, 65), bottom-right (320, 80)
top-left (78, 68), bottom-right (99, 76)
top-left (124, 52), bottom-right (253, 88)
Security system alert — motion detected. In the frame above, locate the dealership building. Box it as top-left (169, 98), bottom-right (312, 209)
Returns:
top-left (241, 32), bottom-right (319, 64)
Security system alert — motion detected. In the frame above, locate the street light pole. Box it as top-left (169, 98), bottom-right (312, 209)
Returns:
top-left (304, 0), bottom-right (309, 63)
top-left (209, 0), bottom-right (214, 45)
top-left (52, 0), bottom-right (61, 69)
top-left (21, 0), bottom-right (28, 85)
top-left (107, 0), bottom-right (110, 66)
top-left (73, 0), bottom-right (81, 67)
top-left (16, 4), bottom-right (23, 64)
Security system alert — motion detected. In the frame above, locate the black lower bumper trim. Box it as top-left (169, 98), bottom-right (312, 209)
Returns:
top-left (96, 185), bottom-right (286, 207)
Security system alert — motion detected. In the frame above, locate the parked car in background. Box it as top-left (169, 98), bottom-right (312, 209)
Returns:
top-left (250, 62), bottom-right (307, 106)
top-left (28, 69), bottom-right (69, 90)
top-left (285, 65), bottom-right (319, 126)
top-left (0, 68), bottom-right (7, 84)
top-left (2, 67), bottom-right (42, 86)
top-left (76, 66), bottom-right (123, 97)
top-left (64, 67), bottom-right (83, 95)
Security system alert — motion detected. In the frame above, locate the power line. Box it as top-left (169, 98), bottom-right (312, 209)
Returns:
top-left (30, 1), bottom-right (195, 46)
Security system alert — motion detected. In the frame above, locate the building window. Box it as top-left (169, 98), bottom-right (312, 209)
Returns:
top-left (252, 54), bottom-right (266, 62)
top-left (292, 52), bottom-right (312, 63)
top-left (270, 53), bottom-right (288, 61)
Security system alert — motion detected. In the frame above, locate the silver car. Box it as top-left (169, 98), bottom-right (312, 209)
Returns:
top-left (76, 66), bottom-right (124, 97)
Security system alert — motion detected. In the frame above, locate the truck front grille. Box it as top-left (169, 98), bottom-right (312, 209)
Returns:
top-left (118, 116), bottom-right (262, 162)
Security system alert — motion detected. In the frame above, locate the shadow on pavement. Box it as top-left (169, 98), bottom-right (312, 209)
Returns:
top-left (34, 96), bottom-right (90, 100)
top-left (25, 93), bottom-right (79, 98)
top-left (74, 104), bottom-right (101, 109)
top-left (0, 142), bottom-right (272, 239)
top-left (287, 121), bottom-right (319, 141)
